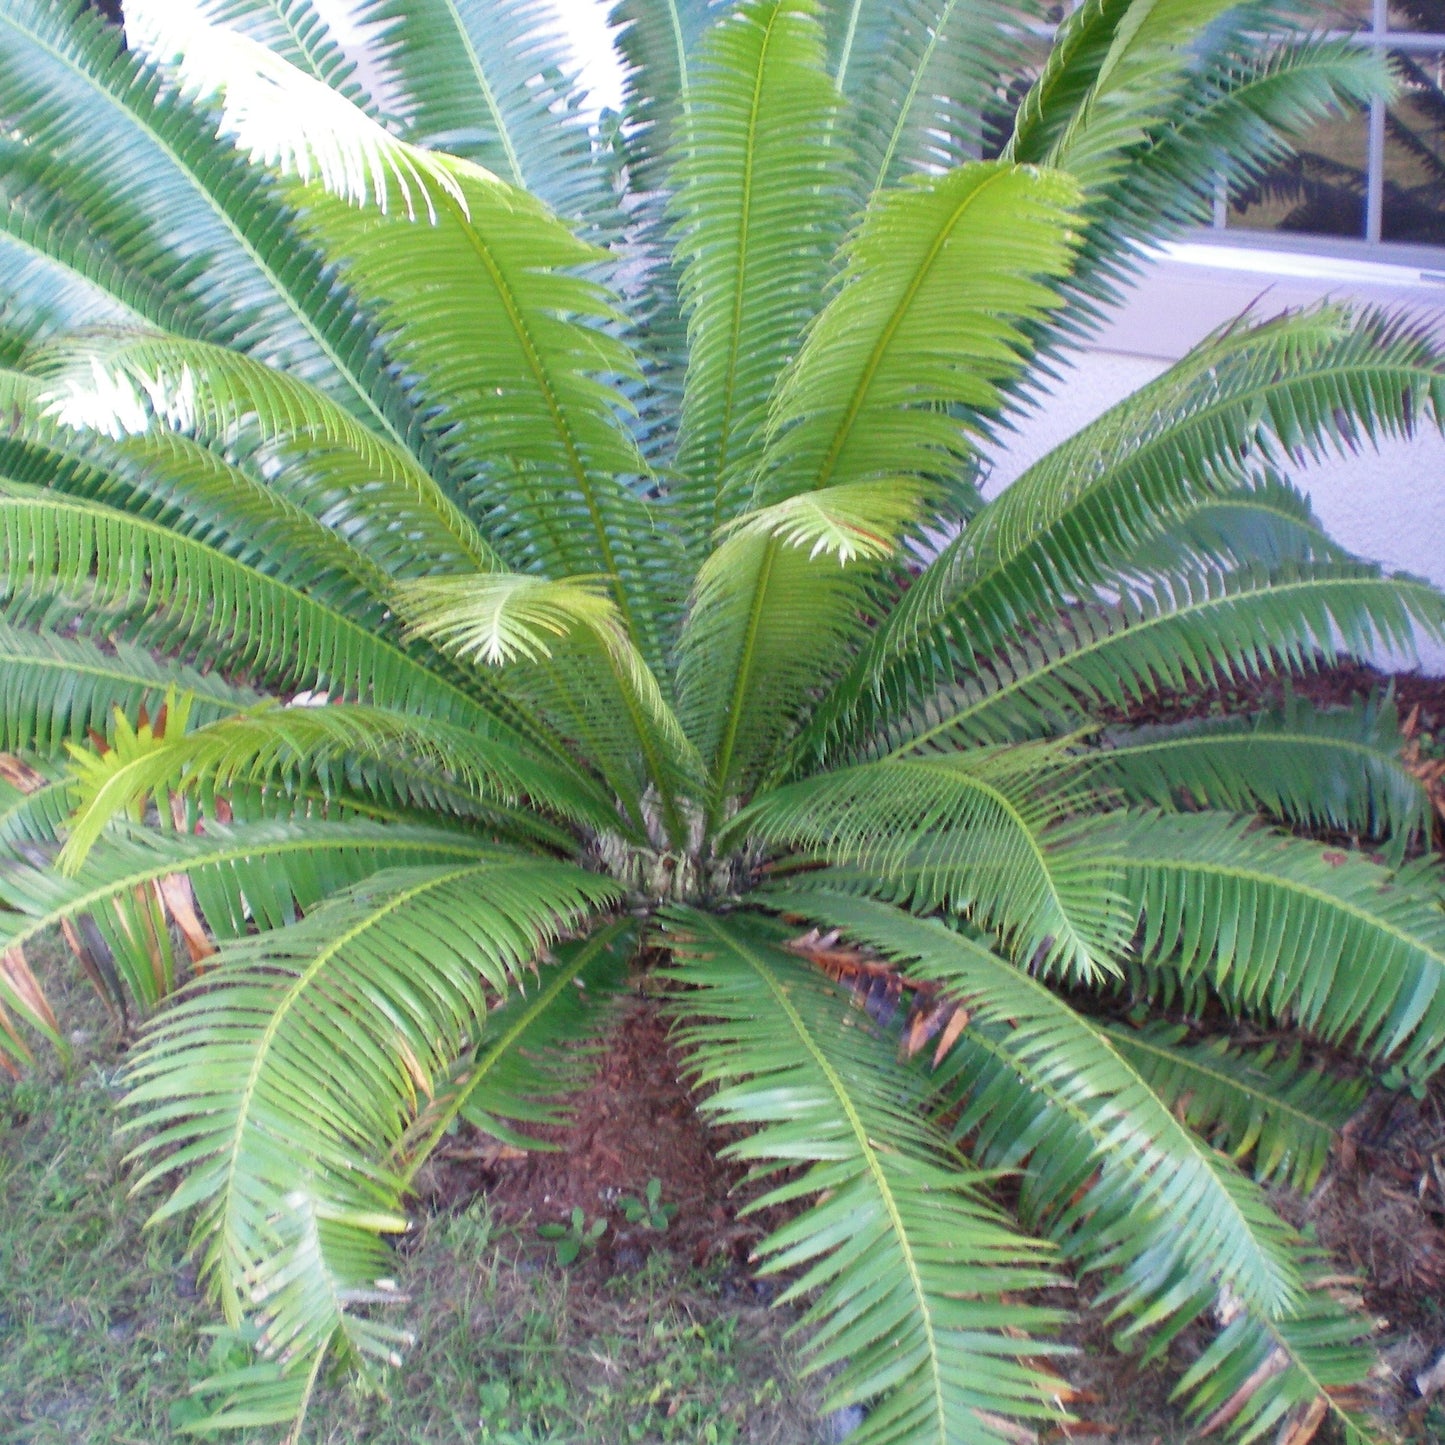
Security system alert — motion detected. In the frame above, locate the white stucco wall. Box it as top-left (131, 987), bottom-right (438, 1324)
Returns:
top-left (981, 240), bottom-right (1445, 673)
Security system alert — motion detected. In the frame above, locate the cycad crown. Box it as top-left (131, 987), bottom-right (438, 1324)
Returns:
top-left (0, 1), bottom-right (1440, 1441)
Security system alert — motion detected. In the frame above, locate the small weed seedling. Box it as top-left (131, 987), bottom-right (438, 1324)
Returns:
top-left (537, 1207), bottom-right (607, 1266)
top-left (619, 1178), bottom-right (678, 1233)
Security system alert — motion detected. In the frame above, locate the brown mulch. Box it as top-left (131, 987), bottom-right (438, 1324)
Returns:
top-left (414, 992), bottom-right (780, 1286)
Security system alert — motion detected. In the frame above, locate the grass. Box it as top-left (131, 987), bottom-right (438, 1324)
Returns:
top-left (0, 940), bottom-right (827, 1444)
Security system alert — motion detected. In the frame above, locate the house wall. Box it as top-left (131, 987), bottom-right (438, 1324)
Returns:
top-left (982, 241), bottom-right (1445, 673)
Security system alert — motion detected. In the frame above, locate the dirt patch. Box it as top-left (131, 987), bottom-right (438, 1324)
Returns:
top-left (414, 991), bottom-right (777, 1283)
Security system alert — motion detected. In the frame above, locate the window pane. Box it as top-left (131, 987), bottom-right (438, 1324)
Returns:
top-left (1383, 48), bottom-right (1445, 241)
top-left (1228, 113), bottom-right (1368, 238)
top-left (1386, 2), bottom-right (1445, 33)
top-left (1319, 0), bottom-right (1374, 29)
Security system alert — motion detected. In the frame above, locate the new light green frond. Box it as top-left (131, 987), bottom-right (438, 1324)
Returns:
top-left (1083, 694), bottom-right (1431, 862)
top-left (122, 861), bottom-right (618, 1426)
top-left (661, 907), bottom-right (1066, 1445)
top-left (670, 0), bottom-right (846, 535)
top-left (398, 571), bottom-right (703, 840)
top-left (1085, 810), bottom-right (1445, 1078)
top-left (734, 751), bottom-right (1127, 977)
top-left (753, 161), bottom-right (1080, 506)
top-left (767, 890), bottom-right (1305, 1323)
top-left (398, 573), bottom-right (621, 668)
top-left (1099, 1022), bottom-right (1366, 1194)
top-left (36, 330), bottom-right (501, 578)
top-left (886, 563), bottom-right (1445, 754)
top-left (57, 696), bottom-right (616, 870)
top-left (719, 478), bottom-right (928, 564)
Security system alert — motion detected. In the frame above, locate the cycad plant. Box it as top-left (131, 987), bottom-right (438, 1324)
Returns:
top-left (2, 0), bottom-right (1444, 1439)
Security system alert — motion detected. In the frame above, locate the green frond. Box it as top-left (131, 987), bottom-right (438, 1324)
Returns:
top-left (1099, 1021), bottom-right (1366, 1194)
top-left (0, 483), bottom-right (507, 730)
top-left (932, 1018), bottom-right (1377, 1434)
top-left (734, 751), bottom-right (1128, 978)
top-left (0, 763), bottom-right (75, 849)
top-left (0, 816), bottom-right (516, 1013)
top-left (800, 305), bottom-right (1445, 767)
top-left (677, 525), bottom-right (882, 805)
top-left (885, 562), bottom-right (1445, 754)
top-left (670, 0), bottom-right (846, 536)
top-left (57, 695), bottom-right (617, 870)
top-left (676, 160), bottom-right (1080, 797)
top-left (1081, 692), bottom-right (1431, 862)
top-left (754, 161), bottom-right (1080, 506)
top-left (176, 0), bottom-right (378, 112)
top-left (0, 0), bottom-right (431, 447)
top-left (35, 330), bottom-right (501, 579)
top-left (822, 0), bottom-right (1036, 204)
top-left (351, 0), bottom-right (616, 228)
top-left (1174, 1251), bottom-right (1378, 1445)
top-left (0, 621), bottom-right (258, 758)
top-left (763, 889), bottom-right (1306, 1323)
top-left (661, 907), bottom-right (1066, 1445)
top-left (403, 921), bottom-right (635, 1168)
top-left (610, 0), bottom-right (720, 188)
top-left (122, 862), bottom-right (618, 1427)
top-left (1082, 810), bottom-right (1445, 1078)
top-left (1006, 0), bottom-right (1262, 189)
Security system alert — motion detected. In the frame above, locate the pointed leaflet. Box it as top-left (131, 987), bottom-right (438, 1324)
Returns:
top-left (678, 161), bottom-right (1080, 797)
top-left (123, 862), bottom-right (619, 1424)
top-left (1084, 809), bottom-right (1445, 1077)
top-left (661, 907), bottom-right (1065, 1445)
top-left (670, 0), bottom-right (846, 535)
top-left (763, 888), bottom-right (1305, 1322)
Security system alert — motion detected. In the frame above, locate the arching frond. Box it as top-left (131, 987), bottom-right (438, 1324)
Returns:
top-left (661, 907), bottom-right (1066, 1445)
top-left (1081, 693), bottom-right (1431, 862)
top-left (401, 921), bottom-right (635, 1170)
top-left (123, 862), bottom-right (618, 1430)
top-left (885, 563), bottom-right (1445, 754)
top-left (670, 0), bottom-right (846, 537)
top-left (0, 621), bottom-right (258, 758)
top-left (57, 696), bottom-right (617, 870)
top-left (801, 305), bottom-right (1445, 767)
top-left (0, 0), bottom-right (428, 445)
top-left (1099, 1021), bottom-right (1366, 1194)
top-left (0, 484), bottom-right (503, 730)
top-left (765, 890), bottom-right (1305, 1323)
top-left (734, 751), bottom-right (1127, 977)
top-left (1083, 810), bottom-right (1445, 1077)
top-left (36, 331), bottom-right (500, 579)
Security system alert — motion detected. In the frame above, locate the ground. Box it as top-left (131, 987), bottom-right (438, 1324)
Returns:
top-left (4, 663), bottom-right (1445, 1443)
